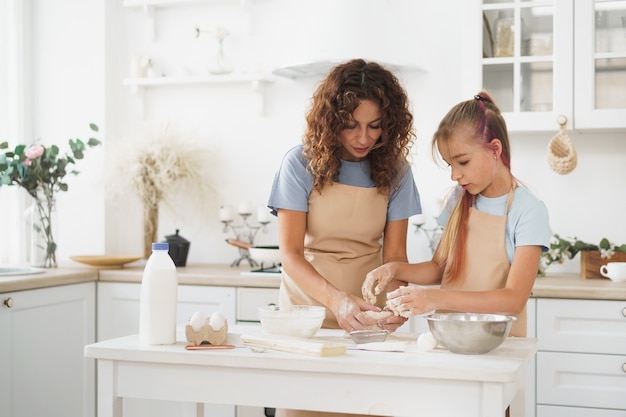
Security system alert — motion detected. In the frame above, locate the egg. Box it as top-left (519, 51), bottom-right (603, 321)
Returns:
top-left (189, 311), bottom-right (207, 332)
top-left (416, 331), bottom-right (438, 352)
top-left (208, 311), bottom-right (227, 330)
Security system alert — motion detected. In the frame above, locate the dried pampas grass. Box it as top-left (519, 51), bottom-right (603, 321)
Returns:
top-left (109, 124), bottom-right (217, 257)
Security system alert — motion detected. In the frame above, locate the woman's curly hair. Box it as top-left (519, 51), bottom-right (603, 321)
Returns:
top-left (302, 59), bottom-right (415, 194)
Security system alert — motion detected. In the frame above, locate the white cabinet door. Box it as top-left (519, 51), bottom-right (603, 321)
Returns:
top-left (0, 282), bottom-right (96, 417)
top-left (574, 0), bottom-right (626, 129)
top-left (538, 404), bottom-right (626, 417)
top-left (464, 0), bottom-right (574, 132)
top-left (537, 351), bottom-right (626, 410)
top-left (466, 0), bottom-right (626, 131)
top-left (97, 282), bottom-right (237, 417)
top-left (525, 298), bottom-right (536, 417)
top-left (537, 298), bottom-right (626, 354)
top-left (236, 287), bottom-right (279, 323)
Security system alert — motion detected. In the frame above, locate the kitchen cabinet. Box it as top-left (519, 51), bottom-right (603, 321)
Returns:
top-left (0, 282), bottom-right (95, 417)
top-left (236, 287), bottom-right (278, 323)
top-left (526, 298), bottom-right (536, 417)
top-left (97, 281), bottom-right (236, 417)
top-left (464, 0), bottom-right (626, 131)
top-left (535, 298), bottom-right (626, 416)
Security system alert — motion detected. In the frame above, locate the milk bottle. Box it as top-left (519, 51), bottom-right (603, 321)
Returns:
top-left (139, 242), bottom-right (178, 344)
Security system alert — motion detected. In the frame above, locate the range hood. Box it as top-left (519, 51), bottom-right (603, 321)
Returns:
top-left (273, 60), bottom-right (425, 79)
top-left (271, 0), bottom-right (425, 79)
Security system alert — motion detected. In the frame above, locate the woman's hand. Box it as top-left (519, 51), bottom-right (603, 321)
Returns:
top-left (329, 291), bottom-right (406, 332)
top-left (362, 262), bottom-right (400, 305)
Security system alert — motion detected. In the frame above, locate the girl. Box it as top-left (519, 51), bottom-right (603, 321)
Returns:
top-left (362, 92), bottom-right (551, 338)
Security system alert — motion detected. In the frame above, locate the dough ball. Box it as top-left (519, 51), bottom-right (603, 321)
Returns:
top-left (363, 310), bottom-right (393, 320)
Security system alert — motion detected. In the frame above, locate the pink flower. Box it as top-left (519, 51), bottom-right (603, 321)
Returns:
top-left (24, 159), bottom-right (32, 166)
top-left (25, 144), bottom-right (44, 159)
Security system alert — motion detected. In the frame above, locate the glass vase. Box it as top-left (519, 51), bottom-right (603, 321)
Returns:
top-left (28, 191), bottom-right (58, 268)
top-left (207, 38), bottom-right (233, 75)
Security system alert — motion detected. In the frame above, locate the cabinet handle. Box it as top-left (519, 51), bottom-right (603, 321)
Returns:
top-left (3, 297), bottom-right (13, 308)
top-left (623, 363), bottom-right (626, 373)
top-left (622, 307), bottom-right (626, 317)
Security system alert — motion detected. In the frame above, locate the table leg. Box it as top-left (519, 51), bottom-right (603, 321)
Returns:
top-left (196, 402), bottom-right (204, 417)
top-left (98, 360), bottom-right (123, 417)
top-left (481, 382), bottom-right (505, 417)
top-left (509, 361), bottom-right (527, 417)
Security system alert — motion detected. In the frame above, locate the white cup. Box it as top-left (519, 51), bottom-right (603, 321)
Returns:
top-left (599, 262), bottom-right (626, 282)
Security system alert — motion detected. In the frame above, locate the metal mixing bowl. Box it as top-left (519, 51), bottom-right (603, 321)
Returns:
top-left (425, 312), bottom-right (516, 355)
top-left (349, 329), bottom-right (389, 344)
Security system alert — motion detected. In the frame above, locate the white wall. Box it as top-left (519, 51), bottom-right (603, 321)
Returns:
top-left (4, 0), bottom-right (625, 274)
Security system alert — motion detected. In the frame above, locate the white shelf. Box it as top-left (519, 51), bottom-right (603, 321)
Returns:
top-left (123, 74), bottom-right (274, 116)
top-left (123, 74), bottom-right (273, 87)
top-left (123, 0), bottom-right (240, 10)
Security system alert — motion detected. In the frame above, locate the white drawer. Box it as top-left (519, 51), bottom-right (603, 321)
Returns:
top-left (536, 298), bottom-right (626, 354)
top-left (236, 287), bottom-right (279, 322)
top-left (538, 404), bottom-right (626, 417)
top-left (536, 351), bottom-right (626, 410)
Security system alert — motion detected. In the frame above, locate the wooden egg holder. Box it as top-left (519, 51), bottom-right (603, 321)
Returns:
top-left (185, 322), bottom-right (228, 346)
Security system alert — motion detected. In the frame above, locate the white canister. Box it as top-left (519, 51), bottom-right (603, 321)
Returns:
top-left (139, 242), bottom-right (178, 344)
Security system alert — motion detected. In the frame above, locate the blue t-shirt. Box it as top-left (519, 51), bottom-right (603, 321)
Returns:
top-left (268, 145), bottom-right (421, 221)
top-left (437, 185), bottom-right (551, 263)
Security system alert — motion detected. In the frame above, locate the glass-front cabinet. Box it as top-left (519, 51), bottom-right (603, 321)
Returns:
top-left (575, 0), bottom-right (626, 128)
top-left (464, 0), bottom-right (626, 131)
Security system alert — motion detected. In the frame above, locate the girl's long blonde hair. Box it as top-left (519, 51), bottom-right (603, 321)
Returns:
top-left (431, 92), bottom-right (511, 280)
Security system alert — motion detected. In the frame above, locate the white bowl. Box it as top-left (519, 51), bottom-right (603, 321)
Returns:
top-left (258, 305), bottom-right (325, 339)
top-left (248, 246), bottom-right (281, 267)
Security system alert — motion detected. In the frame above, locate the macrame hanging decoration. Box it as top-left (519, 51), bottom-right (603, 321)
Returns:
top-left (547, 115), bottom-right (577, 175)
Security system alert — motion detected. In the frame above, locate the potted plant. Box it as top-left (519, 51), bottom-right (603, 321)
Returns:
top-left (541, 234), bottom-right (626, 278)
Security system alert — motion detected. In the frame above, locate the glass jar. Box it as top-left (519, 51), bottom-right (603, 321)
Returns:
top-left (494, 10), bottom-right (515, 57)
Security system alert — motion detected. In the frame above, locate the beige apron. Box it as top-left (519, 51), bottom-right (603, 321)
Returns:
top-left (440, 186), bottom-right (526, 337)
top-left (279, 182), bottom-right (389, 328)
top-left (276, 183), bottom-right (388, 417)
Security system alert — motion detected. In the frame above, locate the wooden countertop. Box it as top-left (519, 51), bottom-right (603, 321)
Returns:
top-left (2, 264), bottom-right (626, 301)
top-left (0, 263), bottom-right (279, 294)
top-left (0, 266), bottom-right (99, 293)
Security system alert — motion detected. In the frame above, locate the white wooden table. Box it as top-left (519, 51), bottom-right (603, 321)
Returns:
top-left (84, 325), bottom-right (536, 417)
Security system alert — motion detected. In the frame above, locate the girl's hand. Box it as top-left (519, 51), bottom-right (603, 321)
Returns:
top-left (362, 262), bottom-right (400, 304)
top-left (386, 285), bottom-right (434, 317)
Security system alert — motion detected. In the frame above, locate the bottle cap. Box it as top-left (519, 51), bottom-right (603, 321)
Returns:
top-left (152, 242), bottom-right (169, 251)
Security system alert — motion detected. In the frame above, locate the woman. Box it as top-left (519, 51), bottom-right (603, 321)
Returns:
top-left (362, 92), bottom-right (551, 338)
top-left (268, 59), bottom-right (421, 336)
